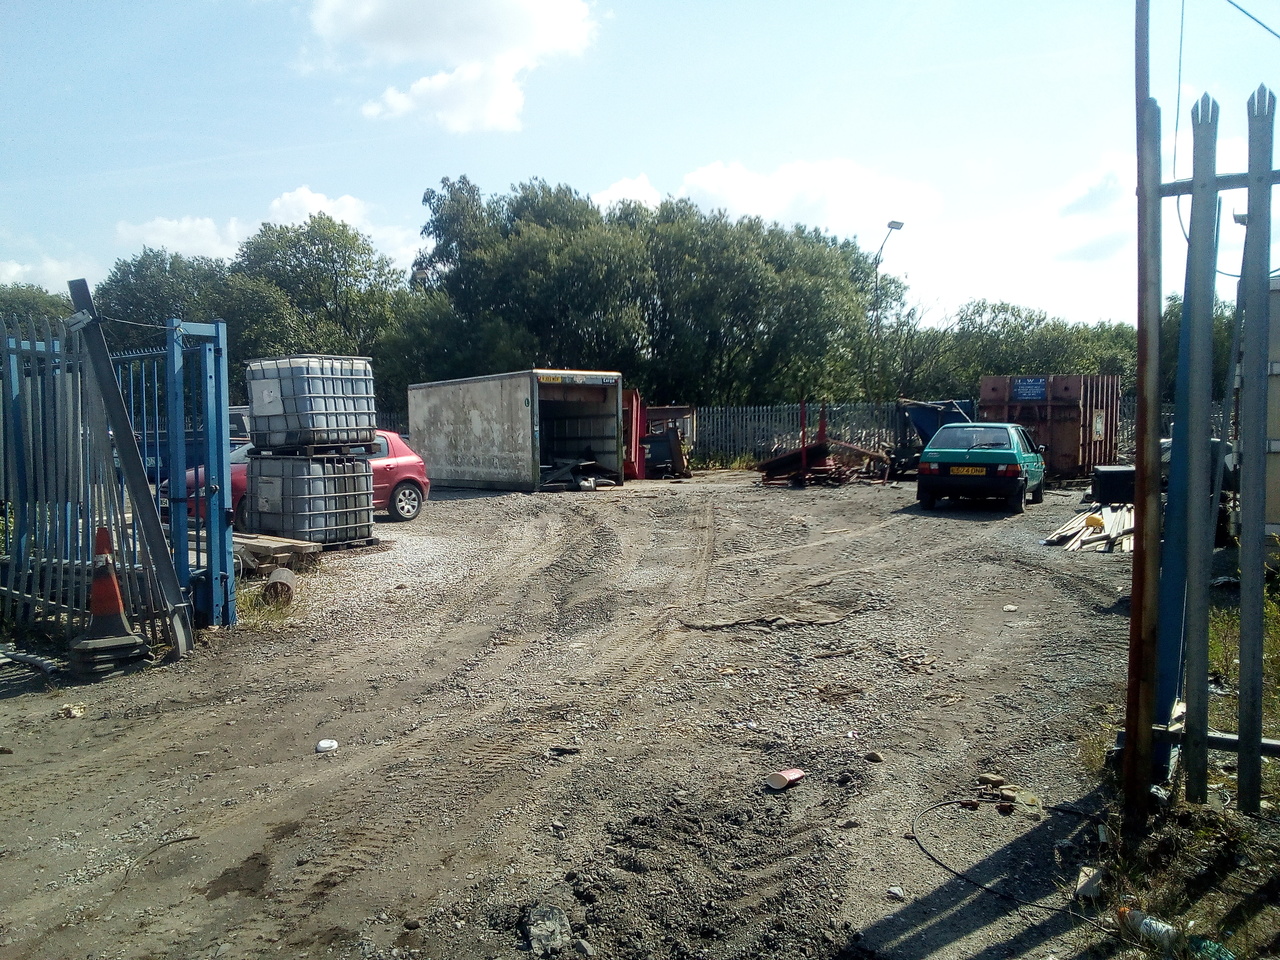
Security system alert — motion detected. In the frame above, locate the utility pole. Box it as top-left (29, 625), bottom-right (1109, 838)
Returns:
top-left (1123, 0), bottom-right (1163, 836)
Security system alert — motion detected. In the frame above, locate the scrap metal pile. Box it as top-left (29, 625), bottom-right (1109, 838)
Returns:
top-left (754, 403), bottom-right (890, 487)
top-left (539, 459), bottom-right (621, 492)
top-left (755, 438), bottom-right (887, 487)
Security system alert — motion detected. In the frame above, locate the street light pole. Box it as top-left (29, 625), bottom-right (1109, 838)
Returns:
top-left (872, 220), bottom-right (904, 321)
top-left (866, 220), bottom-right (903, 400)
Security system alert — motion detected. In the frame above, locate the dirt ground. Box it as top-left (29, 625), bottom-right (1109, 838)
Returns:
top-left (0, 471), bottom-right (1136, 960)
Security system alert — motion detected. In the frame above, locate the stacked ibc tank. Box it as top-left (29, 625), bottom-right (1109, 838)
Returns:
top-left (244, 356), bottom-right (377, 545)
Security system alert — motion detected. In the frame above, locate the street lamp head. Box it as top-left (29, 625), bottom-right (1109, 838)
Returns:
top-left (874, 220), bottom-right (904, 264)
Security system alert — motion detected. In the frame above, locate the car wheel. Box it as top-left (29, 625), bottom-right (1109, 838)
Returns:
top-left (919, 493), bottom-right (936, 510)
top-left (1030, 478), bottom-right (1045, 504)
top-left (390, 482), bottom-right (422, 521)
top-left (233, 498), bottom-right (248, 533)
top-left (1007, 482), bottom-right (1026, 514)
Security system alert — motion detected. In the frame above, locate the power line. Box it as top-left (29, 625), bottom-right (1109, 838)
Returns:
top-left (1173, 0), bottom-right (1189, 243)
top-left (1222, 0), bottom-right (1280, 41)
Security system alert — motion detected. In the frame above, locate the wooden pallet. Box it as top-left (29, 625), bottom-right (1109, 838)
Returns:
top-left (254, 442), bottom-right (377, 457)
top-left (322, 536), bottom-right (380, 551)
top-left (233, 532), bottom-right (323, 575)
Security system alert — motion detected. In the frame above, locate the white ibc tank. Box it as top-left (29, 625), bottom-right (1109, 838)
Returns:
top-left (247, 355), bottom-right (377, 450)
top-left (246, 454), bottom-right (374, 544)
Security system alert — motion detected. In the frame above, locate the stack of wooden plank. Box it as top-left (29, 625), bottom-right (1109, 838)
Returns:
top-left (233, 533), bottom-right (323, 575)
top-left (1043, 505), bottom-right (1135, 553)
top-left (180, 530), bottom-right (326, 577)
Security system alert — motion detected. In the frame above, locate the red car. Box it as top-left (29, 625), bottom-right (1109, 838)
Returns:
top-left (163, 430), bottom-right (430, 530)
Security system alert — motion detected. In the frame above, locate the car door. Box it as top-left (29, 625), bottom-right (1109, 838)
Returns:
top-left (1018, 427), bottom-right (1045, 487)
top-left (367, 434), bottom-right (393, 506)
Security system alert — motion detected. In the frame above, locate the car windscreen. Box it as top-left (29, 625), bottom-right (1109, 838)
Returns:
top-left (929, 425), bottom-right (1011, 450)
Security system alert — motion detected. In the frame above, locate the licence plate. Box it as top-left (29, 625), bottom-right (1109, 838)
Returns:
top-left (950, 466), bottom-right (987, 476)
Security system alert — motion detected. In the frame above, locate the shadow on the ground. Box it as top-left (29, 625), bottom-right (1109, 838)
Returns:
top-left (892, 498), bottom-right (1031, 523)
top-left (0, 657), bottom-right (60, 700)
top-left (831, 788), bottom-right (1125, 960)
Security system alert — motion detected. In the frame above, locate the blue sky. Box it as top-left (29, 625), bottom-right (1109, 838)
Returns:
top-left (2, 1), bottom-right (1277, 326)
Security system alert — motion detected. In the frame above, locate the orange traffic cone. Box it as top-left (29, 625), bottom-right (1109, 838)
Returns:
top-left (68, 526), bottom-right (151, 678)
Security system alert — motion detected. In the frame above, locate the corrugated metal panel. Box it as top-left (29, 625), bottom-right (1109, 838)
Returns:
top-left (977, 375), bottom-right (1122, 477)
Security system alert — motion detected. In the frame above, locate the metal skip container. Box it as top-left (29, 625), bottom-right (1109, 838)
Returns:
top-left (977, 375), bottom-right (1121, 478)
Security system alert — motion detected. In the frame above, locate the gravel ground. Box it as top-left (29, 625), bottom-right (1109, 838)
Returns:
top-left (0, 471), bottom-right (1134, 960)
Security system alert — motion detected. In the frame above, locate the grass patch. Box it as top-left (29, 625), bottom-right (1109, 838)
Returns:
top-left (1081, 584), bottom-right (1280, 959)
top-left (1100, 806), bottom-right (1280, 959)
top-left (231, 578), bottom-right (298, 630)
top-left (1205, 587), bottom-right (1280, 800)
top-left (687, 452), bottom-right (759, 470)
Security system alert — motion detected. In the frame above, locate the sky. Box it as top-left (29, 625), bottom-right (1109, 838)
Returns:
top-left (2, 0), bottom-right (1278, 327)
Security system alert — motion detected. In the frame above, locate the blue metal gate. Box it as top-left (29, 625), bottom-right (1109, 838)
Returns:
top-left (112, 321), bottom-right (235, 627)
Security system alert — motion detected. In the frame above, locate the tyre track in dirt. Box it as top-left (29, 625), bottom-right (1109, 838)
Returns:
top-left (1, 504), bottom-right (614, 957)
top-left (190, 504), bottom-right (636, 946)
top-left (0, 477), bottom-right (1133, 960)
top-left (159, 495), bottom-right (717, 952)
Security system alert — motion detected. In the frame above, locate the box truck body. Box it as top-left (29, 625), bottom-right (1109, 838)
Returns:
top-left (407, 369), bottom-right (624, 491)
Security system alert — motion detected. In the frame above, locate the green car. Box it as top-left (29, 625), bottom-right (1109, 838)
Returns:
top-left (916, 422), bottom-right (1046, 513)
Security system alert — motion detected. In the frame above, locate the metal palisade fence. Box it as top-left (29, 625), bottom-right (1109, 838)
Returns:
top-left (0, 313), bottom-right (175, 649)
top-left (695, 403), bottom-right (899, 464)
top-left (694, 400), bottom-right (1166, 465)
top-left (382, 397), bottom-right (1166, 467)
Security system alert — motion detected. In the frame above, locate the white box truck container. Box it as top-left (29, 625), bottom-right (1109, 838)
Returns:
top-left (407, 369), bottom-right (624, 491)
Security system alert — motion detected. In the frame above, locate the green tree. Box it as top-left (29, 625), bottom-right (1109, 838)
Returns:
top-left (637, 203), bottom-right (869, 404)
top-left (216, 274), bottom-right (308, 403)
top-left (372, 289), bottom-right (464, 413)
top-left (641, 201), bottom-right (777, 404)
top-left (418, 177), bottom-right (892, 405)
top-left (233, 214), bottom-right (401, 357)
top-left (93, 248), bottom-right (228, 351)
top-left (1158, 294), bottom-right (1237, 402)
top-left (420, 177), bottom-right (651, 380)
top-left (0, 283), bottom-right (72, 325)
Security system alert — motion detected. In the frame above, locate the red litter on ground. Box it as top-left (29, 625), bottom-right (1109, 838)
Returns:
top-left (766, 768), bottom-right (805, 790)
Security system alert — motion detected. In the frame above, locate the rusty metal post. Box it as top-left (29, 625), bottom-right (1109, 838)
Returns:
top-left (1123, 0), bottom-right (1162, 834)
top-left (1124, 125), bottom-right (1163, 825)
top-left (800, 399), bottom-right (808, 477)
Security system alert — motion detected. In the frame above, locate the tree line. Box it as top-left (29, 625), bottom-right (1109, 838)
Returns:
top-left (2, 176), bottom-right (1230, 414)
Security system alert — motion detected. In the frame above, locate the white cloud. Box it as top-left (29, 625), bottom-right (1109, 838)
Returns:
top-left (1, 256), bottom-right (88, 293)
top-left (310, 0), bottom-right (593, 65)
top-left (115, 216), bottom-right (245, 260)
top-left (362, 58), bottom-right (526, 132)
top-left (309, 0), bottom-right (595, 131)
top-left (675, 159), bottom-right (941, 244)
top-left (268, 186), bottom-right (422, 270)
top-left (910, 153), bottom-right (1139, 324)
top-left (109, 188), bottom-right (421, 276)
top-left (632, 156), bottom-right (1145, 325)
top-left (592, 174), bottom-right (662, 212)
top-left (268, 185), bottom-right (371, 227)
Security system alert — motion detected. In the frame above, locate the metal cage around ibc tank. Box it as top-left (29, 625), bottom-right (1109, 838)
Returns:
top-left (977, 375), bottom-right (1121, 478)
